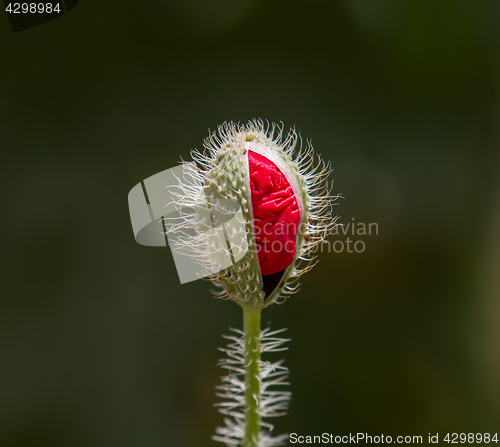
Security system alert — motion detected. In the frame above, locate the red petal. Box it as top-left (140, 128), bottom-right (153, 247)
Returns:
top-left (248, 151), bottom-right (301, 275)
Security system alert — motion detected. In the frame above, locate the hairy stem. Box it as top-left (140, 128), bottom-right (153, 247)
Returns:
top-left (242, 305), bottom-right (262, 447)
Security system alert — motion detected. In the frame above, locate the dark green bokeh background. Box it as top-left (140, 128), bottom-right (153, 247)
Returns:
top-left (1, 1), bottom-right (500, 446)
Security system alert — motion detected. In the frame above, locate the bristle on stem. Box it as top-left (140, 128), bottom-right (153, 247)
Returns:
top-left (213, 308), bottom-right (291, 447)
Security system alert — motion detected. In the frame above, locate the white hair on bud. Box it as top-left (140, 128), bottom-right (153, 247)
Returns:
top-left (163, 119), bottom-right (340, 305)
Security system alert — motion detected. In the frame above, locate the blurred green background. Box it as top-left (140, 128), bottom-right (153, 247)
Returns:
top-left (1, 1), bottom-right (500, 445)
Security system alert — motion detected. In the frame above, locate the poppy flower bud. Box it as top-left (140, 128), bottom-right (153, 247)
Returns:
top-left (167, 120), bottom-right (338, 307)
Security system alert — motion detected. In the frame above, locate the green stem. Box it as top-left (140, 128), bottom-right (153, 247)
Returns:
top-left (242, 305), bottom-right (262, 447)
